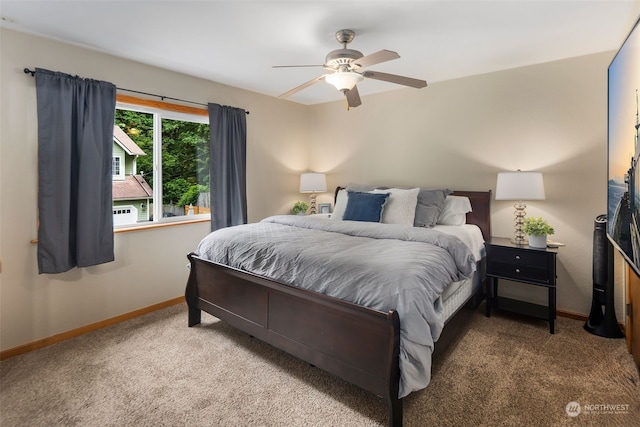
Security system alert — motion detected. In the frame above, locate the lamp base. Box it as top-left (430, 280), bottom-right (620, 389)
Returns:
top-left (512, 201), bottom-right (527, 244)
top-left (309, 193), bottom-right (317, 214)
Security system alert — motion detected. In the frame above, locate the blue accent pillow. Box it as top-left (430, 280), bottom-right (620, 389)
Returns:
top-left (342, 191), bottom-right (390, 222)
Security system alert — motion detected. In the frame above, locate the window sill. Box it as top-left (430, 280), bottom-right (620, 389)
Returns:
top-left (30, 217), bottom-right (210, 244)
top-left (114, 217), bottom-right (210, 233)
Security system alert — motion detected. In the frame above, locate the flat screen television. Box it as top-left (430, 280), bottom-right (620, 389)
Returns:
top-left (607, 16), bottom-right (640, 275)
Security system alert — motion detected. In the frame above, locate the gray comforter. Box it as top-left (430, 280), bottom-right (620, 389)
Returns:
top-left (195, 215), bottom-right (477, 398)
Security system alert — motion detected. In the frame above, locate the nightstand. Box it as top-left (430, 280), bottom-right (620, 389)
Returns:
top-left (485, 237), bottom-right (558, 333)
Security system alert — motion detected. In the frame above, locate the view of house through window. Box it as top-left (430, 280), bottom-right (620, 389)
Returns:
top-left (113, 101), bottom-right (210, 227)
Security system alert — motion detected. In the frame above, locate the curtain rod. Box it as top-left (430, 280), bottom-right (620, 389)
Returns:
top-left (23, 68), bottom-right (249, 114)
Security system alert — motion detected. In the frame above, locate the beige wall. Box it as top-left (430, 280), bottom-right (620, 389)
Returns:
top-left (308, 52), bottom-right (617, 320)
top-left (0, 27), bottom-right (621, 352)
top-left (0, 29), bottom-right (308, 352)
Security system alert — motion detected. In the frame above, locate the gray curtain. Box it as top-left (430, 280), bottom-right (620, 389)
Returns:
top-left (35, 68), bottom-right (116, 274)
top-left (208, 103), bottom-right (247, 231)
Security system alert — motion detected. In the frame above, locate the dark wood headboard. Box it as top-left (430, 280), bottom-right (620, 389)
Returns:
top-left (334, 187), bottom-right (491, 240)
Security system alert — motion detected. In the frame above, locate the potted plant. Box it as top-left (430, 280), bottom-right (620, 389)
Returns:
top-left (523, 217), bottom-right (555, 248)
top-left (292, 201), bottom-right (309, 215)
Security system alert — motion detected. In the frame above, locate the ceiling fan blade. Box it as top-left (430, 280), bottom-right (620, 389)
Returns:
top-left (353, 49), bottom-right (400, 69)
top-left (345, 86), bottom-right (362, 108)
top-left (272, 64), bottom-right (324, 68)
top-left (362, 70), bottom-right (427, 88)
top-left (278, 75), bottom-right (326, 99)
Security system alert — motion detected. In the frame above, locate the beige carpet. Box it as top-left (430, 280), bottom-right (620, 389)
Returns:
top-left (1, 302), bottom-right (638, 426)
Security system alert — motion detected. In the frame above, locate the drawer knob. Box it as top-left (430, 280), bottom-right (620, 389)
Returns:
top-left (515, 268), bottom-right (521, 273)
top-left (515, 255), bottom-right (521, 260)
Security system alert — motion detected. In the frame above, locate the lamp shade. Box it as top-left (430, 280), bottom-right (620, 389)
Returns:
top-left (299, 172), bottom-right (327, 193)
top-left (325, 72), bottom-right (363, 91)
top-left (495, 171), bottom-right (545, 200)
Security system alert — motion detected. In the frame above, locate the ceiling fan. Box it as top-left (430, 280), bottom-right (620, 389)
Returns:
top-left (274, 29), bottom-right (427, 109)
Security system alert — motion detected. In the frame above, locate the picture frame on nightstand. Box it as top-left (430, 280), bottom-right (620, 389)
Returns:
top-left (318, 203), bottom-right (331, 214)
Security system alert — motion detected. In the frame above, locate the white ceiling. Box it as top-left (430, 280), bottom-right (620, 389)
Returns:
top-left (2, 1), bottom-right (639, 105)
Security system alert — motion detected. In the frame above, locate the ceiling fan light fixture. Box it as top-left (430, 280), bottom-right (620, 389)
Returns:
top-left (325, 72), bottom-right (363, 91)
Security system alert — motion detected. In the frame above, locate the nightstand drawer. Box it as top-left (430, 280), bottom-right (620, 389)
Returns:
top-left (487, 261), bottom-right (551, 282)
top-left (487, 246), bottom-right (549, 268)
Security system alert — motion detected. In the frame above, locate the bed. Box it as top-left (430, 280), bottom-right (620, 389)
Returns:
top-left (185, 188), bottom-right (491, 426)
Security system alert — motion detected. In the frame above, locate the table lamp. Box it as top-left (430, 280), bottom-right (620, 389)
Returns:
top-left (300, 172), bottom-right (327, 214)
top-left (495, 170), bottom-right (546, 244)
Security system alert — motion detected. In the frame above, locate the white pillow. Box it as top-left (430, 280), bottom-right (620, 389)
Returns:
top-left (372, 187), bottom-right (420, 225)
top-left (437, 196), bottom-right (472, 225)
top-left (437, 213), bottom-right (467, 226)
top-left (331, 189), bottom-right (348, 220)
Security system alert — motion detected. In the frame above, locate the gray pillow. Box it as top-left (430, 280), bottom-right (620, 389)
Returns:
top-left (413, 188), bottom-right (453, 227)
top-left (345, 183), bottom-right (378, 192)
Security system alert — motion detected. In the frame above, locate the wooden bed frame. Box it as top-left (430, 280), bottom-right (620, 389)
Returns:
top-left (185, 190), bottom-right (491, 426)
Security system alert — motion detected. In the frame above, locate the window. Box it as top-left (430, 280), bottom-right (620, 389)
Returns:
top-left (112, 156), bottom-right (122, 178)
top-left (113, 95), bottom-right (210, 227)
top-left (114, 207), bottom-right (132, 215)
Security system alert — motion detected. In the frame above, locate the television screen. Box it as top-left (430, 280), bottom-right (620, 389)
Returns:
top-left (607, 16), bottom-right (640, 275)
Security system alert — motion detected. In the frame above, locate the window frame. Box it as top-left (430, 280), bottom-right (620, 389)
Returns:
top-left (112, 155), bottom-right (123, 179)
top-left (114, 94), bottom-right (211, 229)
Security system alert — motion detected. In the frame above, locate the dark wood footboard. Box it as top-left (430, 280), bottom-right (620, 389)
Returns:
top-left (185, 253), bottom-right (403, 426)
